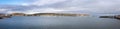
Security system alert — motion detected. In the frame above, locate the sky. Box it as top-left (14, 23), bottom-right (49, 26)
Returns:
top-left (0, 0), bottom-right (119, 14)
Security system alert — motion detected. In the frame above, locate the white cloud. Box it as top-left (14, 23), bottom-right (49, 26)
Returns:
top-left (21, 3), bottom-right (30, 6)
top-left (50, 0), bottom-right (120, 14)
top-left (0, 9), bottom-right (8, 12)
top-left (6, 11), bottom-right (24, 14)
top-left (23, 8), bottom-right (65, 14)
top-left (0, 9), bottom-right (11, 13)
top-left (1, 0), bottom-right (120, 14)
top-left (32, 0), bottom-right (67, 6)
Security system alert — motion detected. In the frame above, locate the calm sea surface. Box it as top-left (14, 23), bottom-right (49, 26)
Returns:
top-left (0, 16), bottom-right (120, 29)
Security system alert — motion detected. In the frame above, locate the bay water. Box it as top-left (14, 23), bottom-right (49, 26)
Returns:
top-left (0, 16), bottom-right (120, 29)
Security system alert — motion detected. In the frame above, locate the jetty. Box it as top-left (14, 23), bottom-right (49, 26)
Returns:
top-left (99, 15), bottom-right (120, 19)
top-left (99, 16), bottom-right (114, 18)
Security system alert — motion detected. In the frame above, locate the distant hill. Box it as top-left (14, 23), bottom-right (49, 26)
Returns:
top-left (5, 13), bottom-right (89, 16)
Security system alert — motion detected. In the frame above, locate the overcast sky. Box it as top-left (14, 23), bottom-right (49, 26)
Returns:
top-left (0, 0), bottom-right (119, 14)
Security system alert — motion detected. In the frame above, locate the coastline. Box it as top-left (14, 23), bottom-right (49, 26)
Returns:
top-left (0, 13), bottom-right (89, 19)
top-left (0, 13), bottom-right (120, 19)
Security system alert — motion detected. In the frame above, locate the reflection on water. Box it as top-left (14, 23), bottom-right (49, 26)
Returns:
top-left (0, 16), bottom-right (120, 29)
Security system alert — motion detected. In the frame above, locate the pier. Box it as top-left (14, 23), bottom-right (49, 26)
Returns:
top-left (99, 15), bottom-right (120, 20)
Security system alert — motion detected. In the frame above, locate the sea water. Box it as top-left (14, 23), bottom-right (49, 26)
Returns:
top-left (0, 16), bottom-right (120, 29)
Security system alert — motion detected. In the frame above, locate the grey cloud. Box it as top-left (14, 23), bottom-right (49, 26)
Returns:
top-left (0, 0), bottom-right (120, 14)
top-left (41, 0), bottom-right (120, 14)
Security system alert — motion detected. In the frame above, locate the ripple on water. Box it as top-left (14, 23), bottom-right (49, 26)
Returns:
top-left (0, 16), bottom-right (120, 29)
